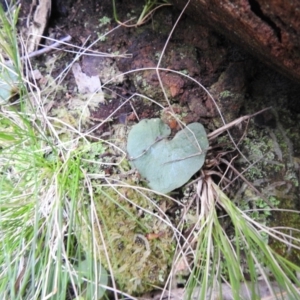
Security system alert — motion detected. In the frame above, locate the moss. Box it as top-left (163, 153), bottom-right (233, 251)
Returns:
top-left (78, 183), bottom-right (175, 295)
top-left (219, 90), bottom-right (233, 98)
top-left (75, 138), bottom-right (175, 294)
top-left (237, 108), bottom-right (300, 266)
top-left (269, 210), bottom-right (300, 265)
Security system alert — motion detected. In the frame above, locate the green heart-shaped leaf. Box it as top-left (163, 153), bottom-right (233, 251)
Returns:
top-left (127, 119), bottom-right (208, 194)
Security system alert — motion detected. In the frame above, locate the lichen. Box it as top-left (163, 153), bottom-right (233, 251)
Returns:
top-left (237, 106), bottom-right (300, 265)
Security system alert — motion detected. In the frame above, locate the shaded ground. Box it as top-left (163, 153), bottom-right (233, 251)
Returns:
top-left (17, 0), bottom-right (300, 296)
top-left (19, 0), bottom-right (300, 127)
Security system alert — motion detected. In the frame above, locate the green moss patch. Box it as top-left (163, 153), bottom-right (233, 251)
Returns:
top-left (78, 184), bottom-right (175, 295)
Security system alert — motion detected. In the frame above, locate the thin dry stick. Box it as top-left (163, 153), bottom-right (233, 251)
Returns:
top-left (128, 135), bottom-right (169, 161)
top-left (219, 157), bottom-right (275, 208)
top-left (83, 173), bottom-right (119, 300)
top-left (163, 151), bottom-right (206, 165)
top-left (155, 0), bottom-right (190, 113)
top-left (19, 35), bottom-right (72, 60)
top-left (222, 157), bottom-right (264, 192)
top-left (153, 0), bottom-right (257, 165)
top-left (208, 107), bottom-right (272, 140)
top-left (218, 154), bottom-right (238, 186)
top-left (154, 0), bottom-right (208, 153)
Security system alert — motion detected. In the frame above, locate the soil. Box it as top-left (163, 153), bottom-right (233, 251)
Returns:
top-left (17, 0), bottom-right (300, 297)
top-left (18, 0), bottom-right (300, 126)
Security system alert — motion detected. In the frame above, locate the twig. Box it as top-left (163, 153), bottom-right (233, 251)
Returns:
top-left (20, 35), bottom-right (72, 60)
top-left (208, 107), bottom-right (272, 141)
top-left (128, 135), bottom-right (168, 161)
top-left (163, 151), bottom-right (207, 165)
top-left (220, 157), bottom-right (275, 208)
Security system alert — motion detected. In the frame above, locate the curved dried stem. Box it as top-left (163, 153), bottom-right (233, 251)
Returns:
top-left (112, 0), bottom-right (171, 27)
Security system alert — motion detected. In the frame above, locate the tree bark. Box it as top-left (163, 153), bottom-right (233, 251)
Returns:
top-left (171, 0), bottom-right (300, 82)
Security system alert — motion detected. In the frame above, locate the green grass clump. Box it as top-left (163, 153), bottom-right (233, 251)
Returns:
top-left (182, 178), bottom-right (300, 300)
